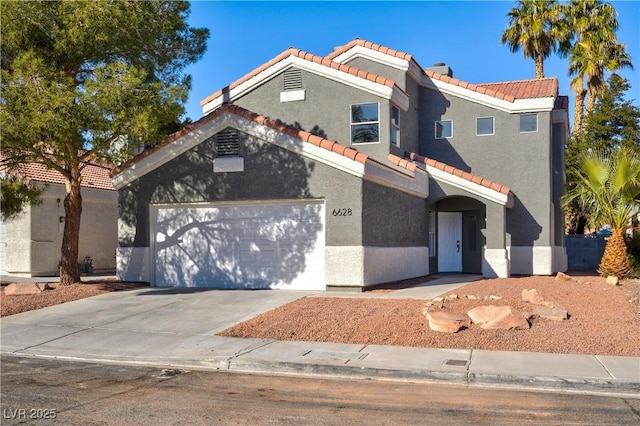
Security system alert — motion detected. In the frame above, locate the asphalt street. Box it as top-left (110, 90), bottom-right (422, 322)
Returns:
top-left (2, 355), bottom-right (640, 425)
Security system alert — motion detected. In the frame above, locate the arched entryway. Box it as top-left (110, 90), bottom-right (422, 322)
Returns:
top-left (429, 196), bottom-right (485, 275)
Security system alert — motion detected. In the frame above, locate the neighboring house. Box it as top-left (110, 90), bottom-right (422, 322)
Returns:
top-left (112, 39), bottom-right (569, 290)
top-left (0, 159), bottom-right (117, 276)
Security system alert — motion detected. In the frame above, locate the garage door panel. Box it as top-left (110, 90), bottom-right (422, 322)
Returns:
top-left (153, 201), bottom-right (325, 290)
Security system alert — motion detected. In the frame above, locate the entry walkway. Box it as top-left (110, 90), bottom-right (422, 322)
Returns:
top-left (1, 275), bottom-right (638, 397)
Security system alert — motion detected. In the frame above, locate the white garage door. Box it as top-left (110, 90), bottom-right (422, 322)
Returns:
top-left (152, 200), bottom-right (325, 290)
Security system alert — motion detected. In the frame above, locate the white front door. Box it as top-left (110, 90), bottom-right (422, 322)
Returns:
top-left (438, 212), bottom-right (462, 272)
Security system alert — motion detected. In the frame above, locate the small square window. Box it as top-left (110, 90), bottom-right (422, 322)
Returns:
top-left (391, 106), bottom-right (400, 146)
top-left (476, 117), bottom-right (494, 136)
top-left (351, 103), bottom-right (379, 143)
top-left (435, 120), bottom-right (452, 139)
top-left (520, 114), bottom-right (538, 133)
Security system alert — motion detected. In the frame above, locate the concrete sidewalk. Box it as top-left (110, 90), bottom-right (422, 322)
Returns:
top-left (1, 275), bottom-right (638, 397)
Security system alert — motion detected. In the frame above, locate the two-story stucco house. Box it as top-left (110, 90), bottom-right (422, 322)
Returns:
top-left (112, 39), bottom-right (568, 291)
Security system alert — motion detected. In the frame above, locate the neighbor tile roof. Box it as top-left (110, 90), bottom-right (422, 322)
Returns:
top-left (199, 47), bottom-right (404, 107)
top-left (405, 152), bottom-right (511, 196)
top-left (113, 103), bottom-right (378, 177)
top-left (327, 38), bottom-right (565, 103)
top-left (0, 156), bottom-right (115, 191)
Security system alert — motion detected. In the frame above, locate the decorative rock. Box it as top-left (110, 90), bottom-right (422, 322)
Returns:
top-left (541, 300), bottom-right (565, 310)
top-left (555, 272), bottom-right (573, 281)
top-left (432, 297), bottom-right (444, 302)
top-left (466, 295), bottom-right (477, 300)
top-left (425, 311), bottom-right (470, 333)
top-left (467, 305), bottom-right (530, 330)
top-left (533, 306), bottom-right (569, 321)
top-left (522, 288), bottom-right (544, 305)
top-left (447, 294), bottom-right (459, 300)
top-left (488, 295), bottom-right (502, 300)
top-left (606, 276), bottom-right (620, 286)
top-left (3, 282), bottom-right (42, 296)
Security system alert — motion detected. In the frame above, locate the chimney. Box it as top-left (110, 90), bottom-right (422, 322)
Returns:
top-left (427, 62), bottom-right (453, 78)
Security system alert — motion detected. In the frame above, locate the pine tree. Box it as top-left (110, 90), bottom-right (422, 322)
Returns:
top-left (1, 1), bottom-right (209, 284)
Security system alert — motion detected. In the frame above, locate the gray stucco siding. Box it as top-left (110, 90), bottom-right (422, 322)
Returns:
top-left (341, 57), bottom-right (422, 157)
top-left (233, 67), bottom-right (394, 163)
top-left (117, 130), bottom-right (366, 249)
top-left (420, 87), bottom-right (554, 248)
top-left (342, 57), bottom-right (408, 91)
top-left (392, 76), bottom-right (421, 157)
top-left (361, 181), bottom-right (428, 247)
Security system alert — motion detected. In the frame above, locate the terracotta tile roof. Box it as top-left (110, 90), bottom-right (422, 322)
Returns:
top-left (387, 154), bottom-right (417, 172)
top-left (423, 70), bottom-right (517, 102)
top-left (112, 103), bottom-right (373, 177)
top-left (327, 38), bottom-right (566, 103)
top-left (476, 78), bottom-right (558, 100)
top-left (199, 47), bottom-right (404, 107)
top-left (326, 38), bottom-right (414, 62)
top-left (406, 152), bottom-right (511, 196)
top-left (0, 155), bottom-right (115, 191)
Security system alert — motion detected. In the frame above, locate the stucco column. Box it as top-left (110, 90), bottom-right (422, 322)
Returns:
top-left (483, 202), bottom-right (509, 278)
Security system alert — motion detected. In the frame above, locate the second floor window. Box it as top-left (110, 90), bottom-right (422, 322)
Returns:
top-left (391, 106), bottom-right (400, 146)
top-left (520, 114), bottom-right (538, 132)
top-left (476, 117), bottom-right (495, 136)
top-left (435, 120), bottom-right (453, 139)
top-left (351, 102), bottom-right (379, 143)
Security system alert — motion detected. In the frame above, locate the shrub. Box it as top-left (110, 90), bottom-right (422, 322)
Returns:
top-left (625, 228), bottom-right (640, 277)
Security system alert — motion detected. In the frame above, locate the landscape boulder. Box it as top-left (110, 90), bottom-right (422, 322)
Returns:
top-left (533, 306), bottom-right (569, 321)
top-left (3, 282), bottom-right (42, 296)
top-left (606, 276), bottom-right (620, 286)
top-left (555, 272), bottom-right (573, 281)
top-left (423, 310), bottom-right (470, 333)
top-left (522, 288), bottom-right (544, 305)
top-left (467, 305), bottom-right (530, 330)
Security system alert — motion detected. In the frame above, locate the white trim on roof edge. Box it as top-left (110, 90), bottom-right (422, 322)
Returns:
top-left (330, 44), bottom-right (424, 84)
top-left (422, 164), bottom-right (514, 207)
top-left (328, 43), bottom-right (557, 113)
top-left (112, 111), bottom-right (428, 198)
top-left (201, 56), bottom-right (410, 115)
top-left (421, 77), bottom-right (556, 113)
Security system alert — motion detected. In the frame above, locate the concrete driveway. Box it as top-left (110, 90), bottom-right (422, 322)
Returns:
top-left (1, 287), bottom-right (316, 365)
top-left (3, 276), bottom-right (638, 396)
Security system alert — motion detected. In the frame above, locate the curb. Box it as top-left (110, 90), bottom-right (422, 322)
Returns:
top-left (3, 351), bottom-right (638, 398)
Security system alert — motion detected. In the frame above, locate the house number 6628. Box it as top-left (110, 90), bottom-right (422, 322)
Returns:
top-left (332, 208), bottom-right (352, 217)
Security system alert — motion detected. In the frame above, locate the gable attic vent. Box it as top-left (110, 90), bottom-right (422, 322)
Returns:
top-left (283, 68), bottom-right (303, 91)
top-left (215, 128), bottom-right (240, 157)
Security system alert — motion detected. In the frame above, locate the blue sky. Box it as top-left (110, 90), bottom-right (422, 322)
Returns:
top-left (184, 1), bottom-right (640, 126)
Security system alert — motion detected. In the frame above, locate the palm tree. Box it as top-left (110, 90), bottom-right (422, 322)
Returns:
top-left (562, 148), bottom-right (640, 278)
top-left (501, 0), bottom-right (564, 79)
top-left (563, 0), bottom-right (632, 135)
